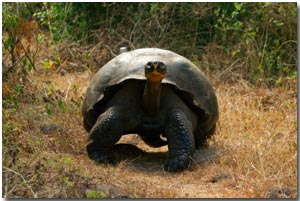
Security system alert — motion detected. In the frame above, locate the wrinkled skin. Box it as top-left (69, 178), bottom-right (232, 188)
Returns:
top-left (84, 80), bottom-right (199, 172)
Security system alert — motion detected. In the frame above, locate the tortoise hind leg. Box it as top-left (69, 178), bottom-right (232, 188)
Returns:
top-left (87, 107), bottom-right (125, 164)
top-left (194, 123), bottom-right (216, 149)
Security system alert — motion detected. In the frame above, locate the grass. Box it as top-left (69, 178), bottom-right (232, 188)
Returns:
top-left (2, 29), bottom-right (297, 197)
top-left (2, 66), bottom-right (297, 198)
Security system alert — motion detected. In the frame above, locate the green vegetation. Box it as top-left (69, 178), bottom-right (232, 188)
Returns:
top-left (86, 190), bottom-right (106, 198)
top-left (213, 3), bottom-right (297, 83)
top-left (2, 2), bottom-right (297, 198)
top-left (2, 2), bottom-right (297, 86)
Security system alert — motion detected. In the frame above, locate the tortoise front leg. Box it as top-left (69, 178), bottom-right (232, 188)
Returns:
top-left (87, 107), bottom-right (124, 164)
top-left (164, 108), bottom-right (195, 172)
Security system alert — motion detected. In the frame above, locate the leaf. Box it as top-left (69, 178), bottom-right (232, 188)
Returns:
top-left (37, 34), bottom-right (45, 44)
top-left (42, 60), bottom-right (51, 69)
top-left (22, 57), bottom-right (28, 67)
top-left (231, 49), bottom-right (240, 57)
top-left (45, 103), bottom-right (53, 116)
top-left (49, 60), bottom-right (56, 70)
top-left (57, 98), bottom-right (68, 112)
top-left (276, 76), bottom-right (283, 85)
top-left (61, 60), bottom-right (69, 68)
top-left (42, 60), bottom-right (57, 70)
top-left (4, 37), bottom-right (14, 50)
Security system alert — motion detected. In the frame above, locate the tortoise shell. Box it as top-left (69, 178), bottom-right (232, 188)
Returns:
top-left (82, 48), bottom-right (218, 134)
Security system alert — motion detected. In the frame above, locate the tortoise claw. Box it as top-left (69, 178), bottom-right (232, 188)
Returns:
top-left (88, 150), bottom-right (117, 165)
top-left (163, 153), bottom-right (190, 172)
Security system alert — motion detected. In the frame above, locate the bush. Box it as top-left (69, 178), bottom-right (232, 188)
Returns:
top-left (212, 2), bottom-right (297, 85)
top-left (2, 3), bottom-right (42, 81)
top-left (3, 2), bottom-right (297, 86)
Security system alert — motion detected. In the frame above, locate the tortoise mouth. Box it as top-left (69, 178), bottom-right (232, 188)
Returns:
top-left (145, 70), bottom-right (166, 82)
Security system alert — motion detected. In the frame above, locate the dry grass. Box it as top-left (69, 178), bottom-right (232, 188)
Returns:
top-left (2, 66), bottom-right (297, 198)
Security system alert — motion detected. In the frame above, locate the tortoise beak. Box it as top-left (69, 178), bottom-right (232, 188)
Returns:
top-left (146, 69), bottom-right (166, 81)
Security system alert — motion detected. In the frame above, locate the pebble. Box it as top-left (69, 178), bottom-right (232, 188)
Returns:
top-left (41, 124), bottom-right (63, 134)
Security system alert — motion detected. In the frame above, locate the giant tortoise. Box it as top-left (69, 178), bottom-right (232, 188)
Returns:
top-left (82, 48), bottom-right (219, 172)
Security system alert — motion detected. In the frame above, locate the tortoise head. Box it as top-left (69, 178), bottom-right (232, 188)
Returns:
top-left (144, 61), bottom-right (166, 82)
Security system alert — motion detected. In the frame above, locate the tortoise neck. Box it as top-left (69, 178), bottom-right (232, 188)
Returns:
top-left (143, 79), bottom-right (162, 116)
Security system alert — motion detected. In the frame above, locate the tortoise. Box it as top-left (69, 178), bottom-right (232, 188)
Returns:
top-left (82, 48), bottom-right (219, 172)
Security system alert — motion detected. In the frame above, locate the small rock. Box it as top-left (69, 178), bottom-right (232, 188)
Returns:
top-left (266, 186), bottom-right (297, 198)
top-left (41, 124), bottom-right (63, 134)
top-left (34, 115), bottom-right (43, 122)
top-left (208, 172), bottom-right (231, 183)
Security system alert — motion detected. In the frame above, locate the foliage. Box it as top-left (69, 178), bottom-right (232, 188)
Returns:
top-left (33, 3), bottom-right (214, 51)
top-left (2, 2), bottom-right (297, 85)
top-left (2, 2), bottom-right (42, 82)
top-left (213, 2), bottom-right (297, 85)
top-left (34, 3), bottom-right (107, 42)
top-left (86, 190), bottom-right (106, 198)
top-left (2, 3), bottom-right (20, 66)
top-left (2, 83), bottom-right (23, 110)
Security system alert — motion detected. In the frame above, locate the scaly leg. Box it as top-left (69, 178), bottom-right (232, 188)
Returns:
top-left (164, 108), bottom-right (195, 172)
top-left (86, 107), bottom-right (125, 164)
